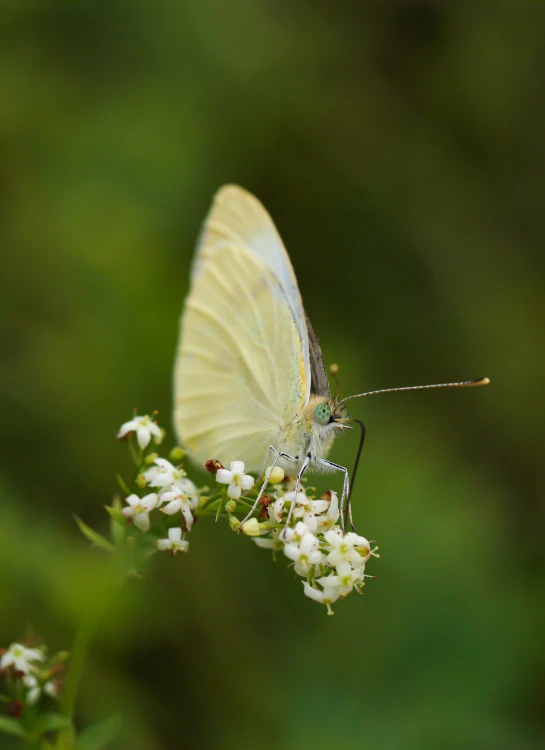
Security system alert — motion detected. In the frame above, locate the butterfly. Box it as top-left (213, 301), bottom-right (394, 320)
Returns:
top-left (173, 185), bottom-right (489, 531)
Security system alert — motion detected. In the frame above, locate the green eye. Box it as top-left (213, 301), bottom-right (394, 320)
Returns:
top-left (313, 402), bottom-right (331, 426)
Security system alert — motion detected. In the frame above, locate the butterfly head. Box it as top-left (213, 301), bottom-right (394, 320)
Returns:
top-left (308, 395), bottom-right (351, 436)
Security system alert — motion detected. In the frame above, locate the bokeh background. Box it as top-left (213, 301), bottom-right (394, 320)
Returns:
top-left (1, 1), bottom-right (544, 748)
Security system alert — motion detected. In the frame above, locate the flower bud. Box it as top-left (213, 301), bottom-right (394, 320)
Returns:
top-left (144, 452), bottom-right (159, 466)
top-left (266, 466), bottom-right (285, 485)
top-left (169, 446), bottom-right (185, 462)
top-left (136, 473), bottom-right (147, 489)
top-left (225, 499), bottom-right (236, 513)
top-left (241, 518), bottom-right (260, 537)
top-left (227, 514), bottom-right (241, 532)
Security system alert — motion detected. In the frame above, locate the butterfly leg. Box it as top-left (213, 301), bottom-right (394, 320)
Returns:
top-left (237, 447), bottom-right (297, 532)
top-left (317, 459), bottom-right (351, 532)
top-left (281, 453), bottom-right (311, 538)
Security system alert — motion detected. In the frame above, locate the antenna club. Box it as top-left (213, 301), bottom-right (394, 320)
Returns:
top-left (330, 363), bottom-right (339, 375)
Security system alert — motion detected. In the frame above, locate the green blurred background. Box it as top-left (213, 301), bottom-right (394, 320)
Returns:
top-left (1, 1), bottom-right (544, 748)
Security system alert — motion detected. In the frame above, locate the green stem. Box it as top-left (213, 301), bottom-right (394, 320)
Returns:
top-left (60, 616), bottom-right (94, 719)
top-left (55, 613), bottom-right (96, 748)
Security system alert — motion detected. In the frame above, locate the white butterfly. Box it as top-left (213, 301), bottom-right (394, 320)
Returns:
top-left (174, 185), bottom-right (489, 531)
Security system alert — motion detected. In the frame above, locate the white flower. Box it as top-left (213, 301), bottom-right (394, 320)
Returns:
top-left (317, 562), bottom-right (360, 597)
top-left (216, 461), bottom-right (254, 499)
top-left (290, 491), bottom-right (329, 533)
top-left (284, 529), bottom-right (324, 576)
top-left (254, 528), bottom-right (283, 550)
top-left (117, 415), bottom-right (163, 450)
top-left (23, 674), bottom-right (41, 705)
top-left (324, 529), bottom-right (371, 569)
top-left (143, 458), bottom-right (186, 489)
top-left (122, 493), bottom-right (158, 532)
top-left (282, 521), bottom-right (312, 544)
top-left (315, 491), bottom-right (340, 531)
top-left (159, 478), bottom-right (199, 530)
top-left (157, 527), bottom-right (189, 555)
top-left (302, 579), bottom-right (341, 611)
top-left (44, 680), bottom-right (59, 699)
top-left (0, 643), bottom-right (44, 674)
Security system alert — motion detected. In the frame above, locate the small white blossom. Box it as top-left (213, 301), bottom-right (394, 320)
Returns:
top-left (315, 491), bottom-right (340, 531)
top-left (284, 528), bottom-right (324, 576)
top-left (291, 491), bottom-right (330, 532)
top-left (0, 643), bottom-right (43, 675)
top-left (23, 674), bottom-right (42, 705)
top-left (143, 458), bottom-right (186, 489)
top-left (117, 415), bottom-right (163, 450)
top-left (44, 680), bottom-right (59, 699)
top-left (302, 580), bottom-right (341, 613)
top-left (159, 478), bottom-right (199, 530)
top-left (122, 493), bottom-right (158, 532)
top-left (317, 562), bottom-right (360, 597)
top-left (254, 528), bottom-right (283, 550)
top-left (324, 529), bottom-right (371, 569)
top-left (157, 527), bottom-right (189, 555)
top-left (216, 461), bottom-right (254, 499)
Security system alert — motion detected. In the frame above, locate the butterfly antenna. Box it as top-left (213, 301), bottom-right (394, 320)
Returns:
top-left (330, 363), bottom-right (340, 400)
top-left (341, 377), bottom-right (490, 404)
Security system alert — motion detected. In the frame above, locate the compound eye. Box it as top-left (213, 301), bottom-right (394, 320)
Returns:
top-left (313, 402), bottom-right (331, 426)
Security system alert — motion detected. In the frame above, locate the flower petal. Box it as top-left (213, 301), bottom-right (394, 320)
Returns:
top-left (240, 474), bottom-right (254, 491)
top-left (181, 506), bottom-right (194, 531)
top-left (216, 469), bottom-right (232, 485)
top-left (230, 461), bottom-right (245, 474)
top-left (303, 582), bottom-right (325, 603)
top-left (161, 500), bottom-right (181, 515)
top-left (227, 484), bottom-right (242, 500)
top-left (133, 512), bottom-right (150, 532)
top-left (136, 426), bottom-right (151, 450)
top-left (168, 527), bottom-right (183, 542)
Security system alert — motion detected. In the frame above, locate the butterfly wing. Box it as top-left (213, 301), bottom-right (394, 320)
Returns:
top-left (174, 188), bottom-right (310, 470)
top-left (306, 314), bottom-right (331, 398)
top-left (192, 185), bottom-right (311, 401)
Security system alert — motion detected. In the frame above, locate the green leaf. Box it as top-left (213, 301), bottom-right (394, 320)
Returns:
top-left (0, 715), bottom-right (24, 737)
top-left (74, 714), bottom-right (121, 750)
top-left (34, 713), bottom-right (73, 736)
top-left (106, 503), bottom-right (127, 547)
top-left (115, 474), bottom-right (131, 495)
top-left (104, 505), bottom-right (127, 527)
top-left (74, 516), bottom-right (116, 554)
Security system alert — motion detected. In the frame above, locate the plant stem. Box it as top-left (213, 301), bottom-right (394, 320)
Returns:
top-left (54, 613), bottom-right (96, 749)
top-left (60, 615), bottom-right (94, 720)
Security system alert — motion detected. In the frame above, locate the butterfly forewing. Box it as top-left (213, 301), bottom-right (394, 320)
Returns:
top-left (192, 185), bottom-right (311, 403)
top-left (174, 243), bottom-right (307, 470)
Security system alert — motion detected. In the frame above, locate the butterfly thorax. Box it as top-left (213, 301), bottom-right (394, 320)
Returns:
top-left (277, 395), bottom-right (349, 471)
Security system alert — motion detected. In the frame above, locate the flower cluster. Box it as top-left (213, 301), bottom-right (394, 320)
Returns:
top-left (80, 414), bottom-right (378, 611)
top-left (122, 455), bottom-right (197, 554)
top-left (248, 484), bottom-right (378, 614)
top-left (0, 642), bottom-right (65, 710)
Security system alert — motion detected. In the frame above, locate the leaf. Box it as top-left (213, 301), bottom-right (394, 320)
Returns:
top-left (34, 713), bottom-right (73, 736)
top-left (74, 714), bottom-right (121, 750)
top-left (106, 504), bottom-right (127, 547)
top-left (104, 505), bottom-right (127, 527)
top-left (115, 474), bottom-right (131, 495)
top-left (0, 715), bottom-right (24, 737)
top-left (74, 516), bottom-right (116, 554)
